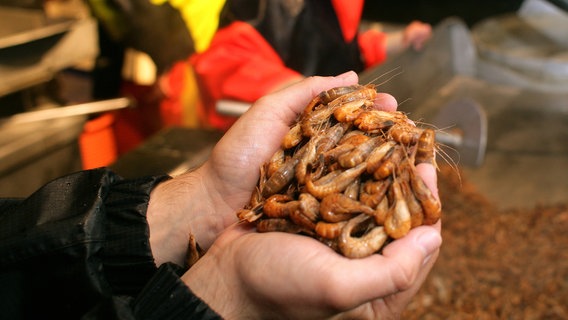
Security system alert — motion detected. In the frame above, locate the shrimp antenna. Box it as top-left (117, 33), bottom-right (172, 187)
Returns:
top-left (366, 66), bottom-right (404, 87)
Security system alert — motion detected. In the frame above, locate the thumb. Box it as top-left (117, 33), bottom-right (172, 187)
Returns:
top-left (335, 225), bottom-right (441, 307)
top-left (379, 226), bottom-right (442, 292)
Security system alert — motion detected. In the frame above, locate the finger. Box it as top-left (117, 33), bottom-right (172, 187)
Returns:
top-left (375, 232), bottom-right (440, 315)
top-left (372, 225), bottom-right (441, 312)
top-left (328, 226), bottom-right (441, 309)
top-left (249, 71), bottom-right (359, 124)
top-left (374, 93), bottom-right (398, 112)
top-left (380, 225), bottom-right (441, 278)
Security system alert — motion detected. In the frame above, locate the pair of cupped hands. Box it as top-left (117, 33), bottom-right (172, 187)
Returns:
top-left (147, 71), bottom-right (442, 319)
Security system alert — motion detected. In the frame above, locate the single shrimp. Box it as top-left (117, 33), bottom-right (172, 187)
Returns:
top-left (290, 193), bottom-right (320, 230)
top-left (236, 202), bottom-right (264, 222)
top-left (338, 130), bottom-right (369, 145)
top-left (315, 220), bottom-right (349, 239)
top-left (290, 211), bottom-right (316, 231)
top-left (310, 168), bottom-right (342, 186)
top-left (414, 128), bottom-right (437, 167)
top-left (186, 234), bottom-right (204, 268)
top-left (388, 122), bottom-right (422, 146)
top-left (267, 148), bottom-right (286, 177)
top-left (359, 177), bottom-right (391, 209)
top-left (308, 155), bottom-right (328, 182)
top-left (384, 178), bottom-right (412, 239)
top-left (251, 163), bottom-right (268, 207)
top-left (326, 85), bottom-right (377, 110)
top-left (319, 193), bottom-right (375, 222)
top-left (320, 85), bottom-right (366, 105)
top-left (373, 196), bottom-right (390, 225)
top-left (262, 143), bottom-right (307, 197)
top-left (300, 104), bottom-right (335, 137)
top-left (263, 194), bottom-right (298, 218)
top-left (295, 135), bottom-right (321, 184)
top-left (333, 99), bottom-right (373, 123)
top-left (343, 177), bottom-right (360, 200)
top-left (365, 140), bottom-right (397, 174)
top-left (298, 193), bottom-right (320, 221)
top-left (362, 177), bottom-right (391, 195)
top-left (305, 162), bottom-right (367, 199)
top-left (373, 145), bottom-right (406, 180)
top-left (354, 110), bottom-right (406, 133)
top-left (315, 122), bottom-right (350, 155)
top-left (248, 185), bottom-right (264, 210)
top-left (323, 144), bottom-right (356, 164)
top-left (409, 166), bottom-right (441, 225)
top-left (300, 85), bottom-right (337, 119)
top-left (338, 213), bottom-right (388, 259)
top-left (405, 182), bottom-right (425, 228)
top-left (338, 136), bottom-right (384, 168)
top-left (398, 166), bottom-right (424, 228)
top-left (281, 122), bottom-right (303, 149)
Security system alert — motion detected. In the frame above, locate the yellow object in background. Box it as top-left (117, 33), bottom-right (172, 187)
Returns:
top-left (150, 0), bottom-right (227, 53)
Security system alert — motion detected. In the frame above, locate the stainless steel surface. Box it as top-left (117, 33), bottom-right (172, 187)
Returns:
top-left (360, 18), bottom-right (478, 114)
top-left (0, 7), bottom-right (98, 97)
top-left (216, 99), bottom-right (252, 116)
top-left (473, 14), bottom-right (568, 84)
top-left (0, 6), bottom-right (75, 49)
top-left (0, 7), bottom-right (97, 196)
top-left (432, 98), bottom-right (488, 167)
top-left (0, 114), bottom-right (85, 173)
top-left (472, 1), bottom-right (568, 92)
top-left (111, 128), bottom-right (224, 179)
top-left (360, 17), bottom-right (568, 209)
top-left (0, 98), bottom-right (131, 126)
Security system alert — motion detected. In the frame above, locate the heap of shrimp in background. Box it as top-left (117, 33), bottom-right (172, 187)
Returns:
top-left (237, 84), bottom-right (441, 258)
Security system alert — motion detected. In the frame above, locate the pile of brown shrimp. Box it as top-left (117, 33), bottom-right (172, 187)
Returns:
top-left (237, 84), bottom-right (441, 259)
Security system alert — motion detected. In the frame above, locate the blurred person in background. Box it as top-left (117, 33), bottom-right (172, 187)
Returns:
top-left (189, 0), bottom-right (432, 131)
top-left (84, 0), bottom-right (226, 152)
top-left (87, 0), bottom-right (431, 134)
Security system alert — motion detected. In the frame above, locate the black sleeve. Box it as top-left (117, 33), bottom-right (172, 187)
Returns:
top-left (132, 263), bottom-right (222, 320)
top-left (84, 264), bottom-right (222, 320)
top-left (0, 168), bottom-right (221, 319)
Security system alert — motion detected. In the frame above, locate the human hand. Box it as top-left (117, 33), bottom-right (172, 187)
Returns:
top-left (403, 20), bottom-right (432, 51)
top-left (148, 71), bottom-right (390, 265)
top-left (182, 74), bottom-right (442, 319)
top-left (185, 222), bottom-right (440, 319)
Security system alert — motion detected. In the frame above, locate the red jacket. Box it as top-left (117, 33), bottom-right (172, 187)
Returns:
top-left (190, 0), bottom-right (387, 131)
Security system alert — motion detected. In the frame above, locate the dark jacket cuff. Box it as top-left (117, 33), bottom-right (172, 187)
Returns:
top-left (102, 172), bottom-right (171, 295)
top-left (133, 263), bottom-right (222, 320)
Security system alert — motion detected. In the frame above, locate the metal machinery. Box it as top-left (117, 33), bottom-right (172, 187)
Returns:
top-left (0, 4), bottom-right (99, 196)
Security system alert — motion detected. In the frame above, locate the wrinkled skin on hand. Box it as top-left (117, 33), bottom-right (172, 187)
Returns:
top-left (148, 71), bottom-right (442, 319)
